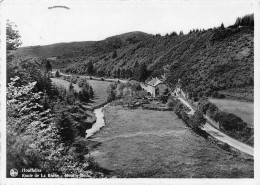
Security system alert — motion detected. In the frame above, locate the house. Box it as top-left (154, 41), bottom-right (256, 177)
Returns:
top-left (145, 77), bottom-right (168, 97)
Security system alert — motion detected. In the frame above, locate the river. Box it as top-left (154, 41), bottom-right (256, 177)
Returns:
top-left (85, 104), bottom-right (108, 138)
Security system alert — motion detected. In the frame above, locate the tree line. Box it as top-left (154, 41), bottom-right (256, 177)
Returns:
top-left (6, 21), bottom-right (107, 177)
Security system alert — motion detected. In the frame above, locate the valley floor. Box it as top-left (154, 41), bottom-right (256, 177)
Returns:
top-left (88, 105), bottom-right (253, 178)
top-left (209, 98), bottom-right (254, 127)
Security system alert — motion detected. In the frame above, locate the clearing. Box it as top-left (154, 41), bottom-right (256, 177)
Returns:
top-left (51, 77), bottom-right (111, 107)
top-left (88, 105), bottom-right (253, 178)
top-left (209, 98), bottom-right (253, 126)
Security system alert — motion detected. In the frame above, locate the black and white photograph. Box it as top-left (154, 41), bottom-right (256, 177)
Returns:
top-left (0, 0), bottom-right (259, 184)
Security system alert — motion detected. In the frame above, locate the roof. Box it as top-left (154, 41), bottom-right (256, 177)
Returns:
top-left (146, 77), bottom-right (164, 87)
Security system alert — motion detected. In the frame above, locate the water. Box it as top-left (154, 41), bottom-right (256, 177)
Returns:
top-left (85, 105), bottom-right (107, 138)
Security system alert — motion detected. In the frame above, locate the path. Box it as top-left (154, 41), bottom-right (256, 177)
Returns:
top-left (53, 71), bottom-right (128, 83)
top-left (177, 97), bottom-right (254, 156)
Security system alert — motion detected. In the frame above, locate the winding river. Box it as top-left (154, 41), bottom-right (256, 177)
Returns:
top-left (85, 105), bottom-right (108, 138)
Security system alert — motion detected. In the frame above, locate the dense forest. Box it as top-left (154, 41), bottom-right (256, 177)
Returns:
top-left (6, 21), bottom-right (107, 177)
top-left (14, 14), bottom-right (254, 101)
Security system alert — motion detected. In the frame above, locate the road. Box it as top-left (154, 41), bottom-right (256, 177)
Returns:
top-left (177, 97), bottom-right (254, 156)
top-left (87, 106), bottom-right (253, 177)
top-left (53, 71), bottom-right (128, 83)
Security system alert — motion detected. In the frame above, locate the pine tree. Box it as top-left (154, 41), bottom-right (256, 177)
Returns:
top-left (87, 61), bottom-right (94, 75)
top-left (112, 50), bottom-right (117, 58)
top-left (138, 62), bottom-right (148, 82)
top-left (44, 59), bottom-right (52, 73)
top-left (220, 22), bottom-right (225, 29)
top-left (234, 17), bottom-right (241, 27)
top-left (133, 61), bottom-right (140, 80)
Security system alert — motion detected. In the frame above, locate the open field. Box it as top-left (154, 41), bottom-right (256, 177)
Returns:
top-left (51, 78), bottom-right (82, 92)
top-left (209, 98), bottom-right (254, 126)
top-left (87, 79), bottom-right (111, 107)
top-left (88, 105), bottom-right (253, 178)
top-left (51, 77), bottom-right (111, 108)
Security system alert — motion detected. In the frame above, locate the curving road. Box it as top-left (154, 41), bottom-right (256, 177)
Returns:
top-left (177, 97), bottom-right (254, 156)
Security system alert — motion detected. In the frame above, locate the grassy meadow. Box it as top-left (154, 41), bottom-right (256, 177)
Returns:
top-left (209, 98), bottom-right (254, 126)
top-left (88, 105), bottom-right (253, 178)
top-left (51, 77), bottom-right (111, 108)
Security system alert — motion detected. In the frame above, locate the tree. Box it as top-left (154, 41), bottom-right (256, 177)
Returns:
top-left (170, 31), bottom-right (177, 37)
top-left (234, 17), bottom-right (241, 27)
top-left (44, 59), bottom-right (52, 73)
top-left (136, 62), bottom-right (148, 82)
top-left (189, 111), bottom-right (206, 132)
top-left (55, 71), bottom-right (60, 78)
top-left (112, 50), bottom-right (117, 58)
top-left (106, 82), bottom-right (117, 102)
top-left (6, 20), bottom-right (22, 52)
top-left (117, 68), bottom-right (121, 78)
top-left (220, 22), bottom-right (225, 29)
top-left (69, 82), bottom-right (74, 91)
top-left (6, 21), bottom-right (22, 79)
top-left (87, 61), bottom-right (94, 75)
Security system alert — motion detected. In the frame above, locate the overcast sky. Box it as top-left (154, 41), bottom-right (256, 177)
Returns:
top-left (3, 0), bottom-right (254, 47)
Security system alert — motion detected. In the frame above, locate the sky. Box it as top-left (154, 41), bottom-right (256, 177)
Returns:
top-left (3, 0), bottom-right (255, 47)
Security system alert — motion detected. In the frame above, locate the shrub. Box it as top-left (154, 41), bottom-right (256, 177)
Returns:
top-left (130, 81), bottom-right (142, 91)
top-left (69, 82), bottom-right (74, 91)
top-left (189, 111), bottom-right (206, 132)
top-left (206, 103), bottom-right (218, 118)
top-left (70, 75), bottom-right (78, 84)
top-left (106, 82), bottom-right (117, 102)
top-left (77, 78), bottom-right (86, 88)
top-left (135, 90), bottom-right (147, 99)
top-left (198, 91), bottom-right (204, 99)
top-left (159, 95), bottom-right (168, 103)
top-left (217, 93), bottom-right (225, 99)
top-left (78, 83), bottom-right (94, 102)
top-left (55, 71), bottom-right (60, 78)
top-left (214, 111), bottom-right (246, 132)
top-left (174, 102), bottom-right (184, 117)
top-left (180, 111), bottom-right (189, 122)
top-left (166, 99), bottom-right (174, 109)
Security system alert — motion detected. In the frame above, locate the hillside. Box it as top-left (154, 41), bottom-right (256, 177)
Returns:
top-left (14, 27), bottom-right (254, 101)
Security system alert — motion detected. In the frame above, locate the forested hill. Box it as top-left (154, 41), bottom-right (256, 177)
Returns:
top-left (15, 16), bottom-right (254, 101)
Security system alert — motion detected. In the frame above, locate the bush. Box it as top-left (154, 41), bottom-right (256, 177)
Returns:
top-left (77, 78), bottom-right (86, 88)
top-left (55, 71), bottom-right (60, 78)
top-left (166, 99), bottom-right (174, 109)
top-left (159, 95), bottom-right (168, 103)
top-left (180, 111), bottom-right (189, 122)
top-left (135, 90), bottom-right (148, 99)
top-left (174, 102), bottom-right (184, 117)
top-left (70, 75), bottom-right (78, 84)
top-left (214, 111), bottom-right (246, 132)
top-left (206, 103), bottom-right (218, 118)
top-left (106, 82), bottom-right (117, 102)
top-left (78, 82), bottom-right (94, 102)
top-left (217, 93), bottom-right (225, 99)
top-left (189, 111), bottom-right (206, 132)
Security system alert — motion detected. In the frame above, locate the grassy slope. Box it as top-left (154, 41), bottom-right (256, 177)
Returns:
top-left (209, 98), bottom-right (254, 126)
top-left (89, 106), bottom-right (253, 178)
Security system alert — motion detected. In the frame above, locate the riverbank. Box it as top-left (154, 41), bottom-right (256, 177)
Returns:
top-left (87, 105), bottom-right (253, 178)
top-left (51, 77), bottom-right (112, 135)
